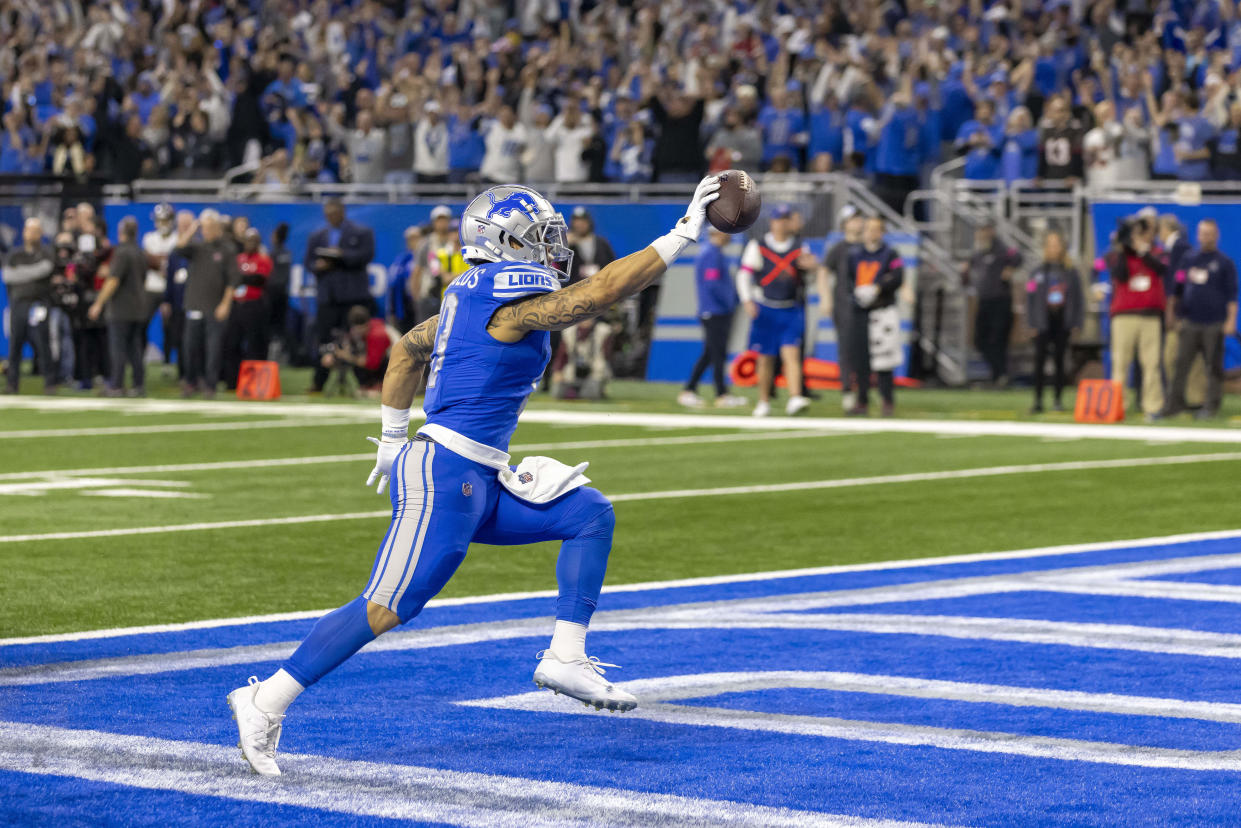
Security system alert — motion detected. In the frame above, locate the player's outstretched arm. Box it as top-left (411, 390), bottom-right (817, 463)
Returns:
top-left (488, 175), bottom-right (720, 339)
top-left (365, 313), bottom-right (438, 494)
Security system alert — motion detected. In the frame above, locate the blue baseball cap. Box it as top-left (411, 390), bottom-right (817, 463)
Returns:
top-left (771, 204), bottom-right (793, 219)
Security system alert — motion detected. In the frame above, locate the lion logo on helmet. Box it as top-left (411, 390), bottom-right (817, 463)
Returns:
top-left (485, 191), bottom-right (540, 221)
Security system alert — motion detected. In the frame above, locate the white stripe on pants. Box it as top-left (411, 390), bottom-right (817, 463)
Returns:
top-left (364, 441), bottom-right (437, 610)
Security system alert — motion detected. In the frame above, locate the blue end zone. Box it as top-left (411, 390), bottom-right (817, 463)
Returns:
top-left (3, 533), bottom-right (1241, 825)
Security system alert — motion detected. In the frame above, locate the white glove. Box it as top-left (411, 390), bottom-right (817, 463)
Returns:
top-left (670, 175), bottom-right (721, 242)
top-left (365, 436), bottom-right (408, 494)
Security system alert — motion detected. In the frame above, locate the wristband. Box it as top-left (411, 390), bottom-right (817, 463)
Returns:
top-left (651, 232), bottom-right (690, 266)
top-left (380, 405), bottom-right (410, 441)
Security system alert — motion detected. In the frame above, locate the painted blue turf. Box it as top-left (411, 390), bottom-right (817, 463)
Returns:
top-left (6, 532), bottom-right (1239, 668)
top-left (3, 534), bottom-right (1241, 826)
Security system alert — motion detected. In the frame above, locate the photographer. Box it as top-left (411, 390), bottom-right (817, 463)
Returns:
top-left (3, 218), bottom-right (57, 394)
top-left (47, 231), bottom-right (81, 385)
top-left (318, 305), bottom-right (397, 396)
top-left (1105, 215), bottom-right (1168, 420)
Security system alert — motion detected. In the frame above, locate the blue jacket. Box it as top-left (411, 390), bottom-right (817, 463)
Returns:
top-left (875, 107), bottom-right (923, 176)
top-left (388, 251), bottom-right (415, 320)
top-left (1175, 248), bottom-right (1239, 324)
top-left (695, 245), bottom-right (738, 317)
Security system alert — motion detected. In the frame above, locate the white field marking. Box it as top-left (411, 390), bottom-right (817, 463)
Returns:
top-left (79, 488), bottom-right (209, 500)
top-left (604, 451), bottom-right (1241, 502)
top-left (3, 393), bottom-right (1241, 443)
top-left (10, 550), bottom-right (1241, 685)
top-left (467, 669), bottom-right (1241, 724)
top-left (0, 417), bottom-right (372, 439)
top-left (1, 451), bottom-right (1237, 546)
top-left (0, 430), bottom-right (836, 482)
top-left (0, 477), bottom-right (192, 496)
top-left (0, 722), bottom-right (905, 828)
top-left (5, 527), bottom-right (1241, 648)
top-left (467, 674), bottom-right (1241, 773)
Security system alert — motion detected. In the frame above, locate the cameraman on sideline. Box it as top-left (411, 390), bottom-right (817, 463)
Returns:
top-left (1104, 215), bottom-right (1168, 421)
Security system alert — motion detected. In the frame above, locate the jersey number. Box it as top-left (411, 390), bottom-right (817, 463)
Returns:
top-left (1044, 137), bottom-right (1071, 166)
top-left (426, 292), bottom-right (459, 389)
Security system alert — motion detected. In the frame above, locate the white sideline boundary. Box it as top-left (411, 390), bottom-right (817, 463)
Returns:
top-left (3, 528), bottom-right (1239, 647)
top-left (2, 395), bottom-right (1241, 442)
top-left (1, 451), bottom-right (1237, 549)
top-left (0, 430), bottom-right (837, 481)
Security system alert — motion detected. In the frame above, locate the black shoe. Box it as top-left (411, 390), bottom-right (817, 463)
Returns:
top-left (1195, 408), bottom-right (1218, 420)
top-left (1030, 402), bottom-right (1045, 414)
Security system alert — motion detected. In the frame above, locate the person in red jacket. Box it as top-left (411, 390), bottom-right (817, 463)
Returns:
top-left (223, 228), bottom-right (272, 390)
top-left (1105, 217), bottom-right (1167, 420)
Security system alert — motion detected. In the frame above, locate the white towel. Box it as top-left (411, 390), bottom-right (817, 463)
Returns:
top-left (497, 456), bottom-right (591, 504)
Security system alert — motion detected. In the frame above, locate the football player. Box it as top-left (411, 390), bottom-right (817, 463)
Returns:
top-left (227, 176), bottom-right (720, 775)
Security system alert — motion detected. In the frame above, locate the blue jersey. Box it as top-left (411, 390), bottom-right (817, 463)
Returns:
top-left (421, 260), bottom-right (556, 454)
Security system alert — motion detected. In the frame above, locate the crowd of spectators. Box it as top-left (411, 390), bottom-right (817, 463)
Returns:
top-left (8, 0), bottom-right (1241, 200)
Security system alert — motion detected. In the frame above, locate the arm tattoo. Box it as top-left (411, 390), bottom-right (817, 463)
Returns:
top-left (400, 314), bottom-right (439, 362)
top-left (490, 282), bottom-right (605, 333)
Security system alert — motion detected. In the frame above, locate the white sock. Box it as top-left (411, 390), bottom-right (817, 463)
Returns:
top-left (549, 621), bottom-right (588, 662)
top-left (253, 668), bottom-right (304, 715)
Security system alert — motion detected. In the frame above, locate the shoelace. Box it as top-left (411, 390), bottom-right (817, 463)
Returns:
top-left (536, 650), bottom-right (621, 675)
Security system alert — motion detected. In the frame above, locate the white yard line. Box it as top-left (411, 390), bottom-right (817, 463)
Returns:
top-left (0, 722), bottom-right (888, 828)
top-left (0, 430), bottom-right (836, 481)
top-left (1, 452), bottom-right (1236, 548)
top-left (4, 528), bottom-right (1241, 647)
top-left (2, 395), bottom-right (1241, 442)
top-left (0, 417), bottom-right (372, 439)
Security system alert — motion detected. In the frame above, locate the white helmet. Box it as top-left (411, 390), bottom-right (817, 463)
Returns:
top-left (459, 185), bottom-right (574, 282)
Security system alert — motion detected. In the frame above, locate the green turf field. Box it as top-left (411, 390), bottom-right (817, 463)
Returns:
top-left (2, 376), bottom-right (1240, 638)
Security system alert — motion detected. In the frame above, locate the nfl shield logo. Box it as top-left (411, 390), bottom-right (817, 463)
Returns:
top-left (518, 472), bottom-right (534, 484)
top-left (462, 482), bottom-right (472, 496)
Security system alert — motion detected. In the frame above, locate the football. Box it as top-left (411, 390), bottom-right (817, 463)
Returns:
top-left (706, 169), bottom-right (762, 233)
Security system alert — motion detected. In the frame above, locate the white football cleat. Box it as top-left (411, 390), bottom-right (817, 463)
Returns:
top-left (533, 651), bottom-right (638, 712)
top-left (752, 399), bottom-right (771, 417)
top-left (227, 676), bottom-right (284, 777)
top-left (714, 394), bottom-right (748, 408)
top-left (677, 390), bottom-right (704, 408)
top-left (786, 395), bottom-right (811, 416)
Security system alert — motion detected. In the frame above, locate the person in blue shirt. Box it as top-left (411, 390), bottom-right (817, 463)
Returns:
top-left (958, 99), bottom-right (1002, 179)
top-left (446, 104), bottom-right (484, 182)
top-left (386, 225), bottom-right (423, 333)
top-left (844, 87), bottom-right (880, 172)
top-left (1174, 107), bottom-right (1215, 181)
top-left (1000, 106), bottom-right (1039, 183)
top-left (757, 87), bottom-right (807, 169)
top-left (679, 229), bottom-right (744, 408)
top-left (228, 177), bottom-right (723, 776)
top-left (262, 56), bottom-right (307, 109)
top-left (1163, 219), bottom-right (1238, 419)
top-left (873, 92), bottom-right (924, 213)
top-left (808, 93), bottom-right (846, 170)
